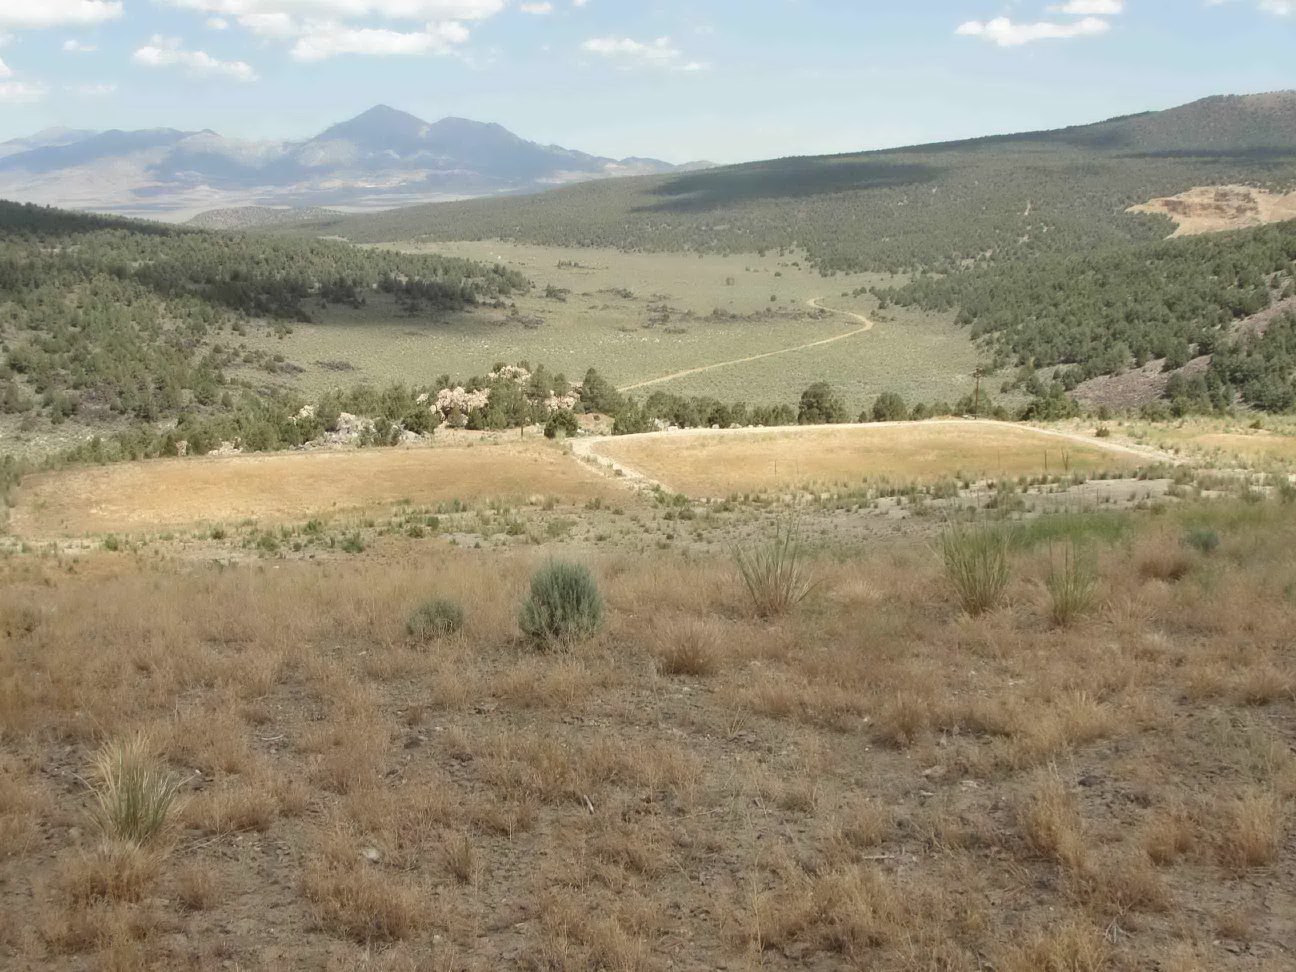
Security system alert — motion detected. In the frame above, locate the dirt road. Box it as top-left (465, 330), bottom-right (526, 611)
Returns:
top-left (616, 297), bottom-right (875, 392)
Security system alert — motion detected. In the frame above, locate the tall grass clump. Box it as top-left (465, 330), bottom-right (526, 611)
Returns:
top-left (519, 561), bottom-right (604, 646)
top-left (90, 735), bottom-right (184, 845)
top-left (941, 523), bottom-right (1010, 615)
top-left (407, 597), bottom-right (465, 640)
top-left (1045, 541), bottom-right (1098, 626)
top-left (734, 517), bottom-right (816, 618)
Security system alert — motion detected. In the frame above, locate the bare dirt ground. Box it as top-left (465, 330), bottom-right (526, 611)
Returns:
top-left (1073, 357), bottom-right (1212, 412)
top-left (1129, 185), bottom-right (1296, 236)
top-left (11, 437), bottom-right (620, 540)
top-left (579, 421), bottom-right (1159, 498)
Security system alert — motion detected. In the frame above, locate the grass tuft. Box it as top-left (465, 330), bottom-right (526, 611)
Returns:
top-left (406, 597), bottom-right (465, 640)
top-left (89, 735), bottom-right (184, 846)
top-left (734, 517), bottom-right (816, 618)
top-left (941, 523), bottom-right (1010, 615)
top-left (1045, 541), bottom-right (1098, 626)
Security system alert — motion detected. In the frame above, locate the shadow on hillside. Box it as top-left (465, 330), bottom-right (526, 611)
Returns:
top-left (632, 158), bottom-right (943, 213)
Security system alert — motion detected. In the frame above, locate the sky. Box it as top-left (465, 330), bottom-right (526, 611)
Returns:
top-left (0, 1), bottom-right (1292, 163)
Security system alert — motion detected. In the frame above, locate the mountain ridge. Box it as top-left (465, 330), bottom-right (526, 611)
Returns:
top-left (0, 106), bottom-right (713, 221)
top-left (288, 91), bottom-right (1296, 274)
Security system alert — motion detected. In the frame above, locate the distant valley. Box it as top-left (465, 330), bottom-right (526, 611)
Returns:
top-left (0, 105), bottom-right (712, 221)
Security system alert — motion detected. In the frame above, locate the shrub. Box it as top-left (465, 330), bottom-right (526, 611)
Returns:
top-left (544, 410), bottom-right (579, 439)
top-left (1045, 542), bottom-right (1098, 626)
top-left (797, 382), bottom-right (847, 425)
top-left (734, 518), bottom-right (816, 617)
top-left (1182, 528), bottom-right (1220, 555)
top-left (406, 598), bottom-right (465, 640)
top-left (941, 523), bottom-right (1011, 615)
top-left (519, 561), bottom-right (604, 646)
top-left (871, 391), bottom-right (908, 423)
top-left (90, 735), bottom-right (184, 845)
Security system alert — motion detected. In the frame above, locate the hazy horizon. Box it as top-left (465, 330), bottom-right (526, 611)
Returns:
top-left (0, 2), bottom-right (1292, 165)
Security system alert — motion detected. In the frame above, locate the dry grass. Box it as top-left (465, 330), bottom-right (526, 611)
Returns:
top-left (593, 421), bottom-right (1143, 497)
top-left (0, 497), bottom-right (1293, 970)
top-left (11, 435), bottom-right (619, 538)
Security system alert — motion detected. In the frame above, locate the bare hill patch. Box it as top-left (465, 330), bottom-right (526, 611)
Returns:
top-left (1129, 185), bottom-right (1296, 236)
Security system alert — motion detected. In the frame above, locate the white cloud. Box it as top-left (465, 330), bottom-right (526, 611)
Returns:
top-left (520, 2), bottom-right (553, 13)
top-left (0, 57), bottom-right (10, 79)
top-left (206, 17), bottom-right (231, 29)
top-left (62, 38), bottom-right (98, 52)
top-left (0, 2), bottom-right (123, 30)
top-left (0, 80), bottom-right (48, 102)
top-left (956, 15), bottom-right (1111, 46)
top-left (291, 21), bottom-right (469, 60)
top-left (155, 1), bottom-right (505, 60)
top-left (581, 35), bottom-right (707, 71)
top-left (158, 1), bottom-right (504, 23)
top-left (1203, 0), bottom-right (1290, 12)
top-left (133, 35), bottom-right (260, 81)
top-left (1048, 0), bottom-right (1123, 13)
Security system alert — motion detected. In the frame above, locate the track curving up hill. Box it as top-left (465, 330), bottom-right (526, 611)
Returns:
top-left (617, 297), bottom-right (875, 393)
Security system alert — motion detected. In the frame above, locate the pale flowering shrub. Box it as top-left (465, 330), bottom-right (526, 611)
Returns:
top-left (544, 393), bottom-right (579, 414)
top-left (490, 364), bottom-right (531, 384)
top-left (434, 386), bottom-right (491, 419)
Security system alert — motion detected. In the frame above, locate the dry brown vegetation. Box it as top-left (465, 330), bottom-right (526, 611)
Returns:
top-left (1, 496), bottom-right (1294, 970)
top-left (10, 436), bottom-right (619, 539)
top-left (592, 421), bottom-right (1145, 497)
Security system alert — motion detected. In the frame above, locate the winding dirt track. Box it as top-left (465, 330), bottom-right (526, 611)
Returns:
top-left (616, 297), bottom-right (875, 392)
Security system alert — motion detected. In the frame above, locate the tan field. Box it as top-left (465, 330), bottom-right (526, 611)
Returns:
top-left (591, 421), bottom-right (1149, 497)
top-left (11, 438), bottom-right (620, 539)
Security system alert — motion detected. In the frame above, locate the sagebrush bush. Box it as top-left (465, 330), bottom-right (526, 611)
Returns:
top-left (734, 518), bottom-right (815, 617)
top-left (406, 598), bottom-right (465, 640)
top-left (1045, 541), bottom-right (1097, 626)
top-left (91, 735), bottom-right (184, 845)
top-left (519, 561), bottom-right (604, 646)
top-left (941, 523), bottom-right (1011, 615)
top-left (1182, 528), bottom-right (1220, 555)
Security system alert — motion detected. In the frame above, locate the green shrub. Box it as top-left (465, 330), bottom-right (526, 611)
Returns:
top-left (519, 561), bottom-right (604, 646)
top-left (734, 518), bottom-right (816, 617)
top-left (1182, 528), bottom-right (1221, 555)
top-left (1045, 542), bottom-right (1098, 626)
top-left (941, 524), bottom-right (1011, 615)
top-left (407, 598), bottom-right (465, 640)
top-left (544, 410), bottom-right (580, 439)
top-left (91, 735), bottom-right (184, 845)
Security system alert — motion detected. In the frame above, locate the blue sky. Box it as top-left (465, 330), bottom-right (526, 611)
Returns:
top-left (0, 1), bottom-right (1291, 162)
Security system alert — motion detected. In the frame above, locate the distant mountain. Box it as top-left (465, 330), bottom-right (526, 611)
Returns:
top-left (295, 92), bottom-right (1296, 275)
top-left (0, 127), bottom-right (98, 159)
top-left (0, 105), bottom-right (712, 221)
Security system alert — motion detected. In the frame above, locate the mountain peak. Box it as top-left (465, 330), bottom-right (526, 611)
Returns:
top-left (314, 105), bottom-right (432, 148)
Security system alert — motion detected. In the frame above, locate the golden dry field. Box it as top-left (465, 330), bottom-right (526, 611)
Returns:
top-left (590, 421), bottom-right (1149, 497)
top-left (10, 437), bottom-right (619, 540)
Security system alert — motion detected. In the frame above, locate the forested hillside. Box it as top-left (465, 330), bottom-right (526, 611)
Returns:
top-left (0, 201), bottom-right (527, 424)
top-left (879, 220), bottom-right (1296, 411)
top-left (289, 94), bottom-right (1296, 275)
